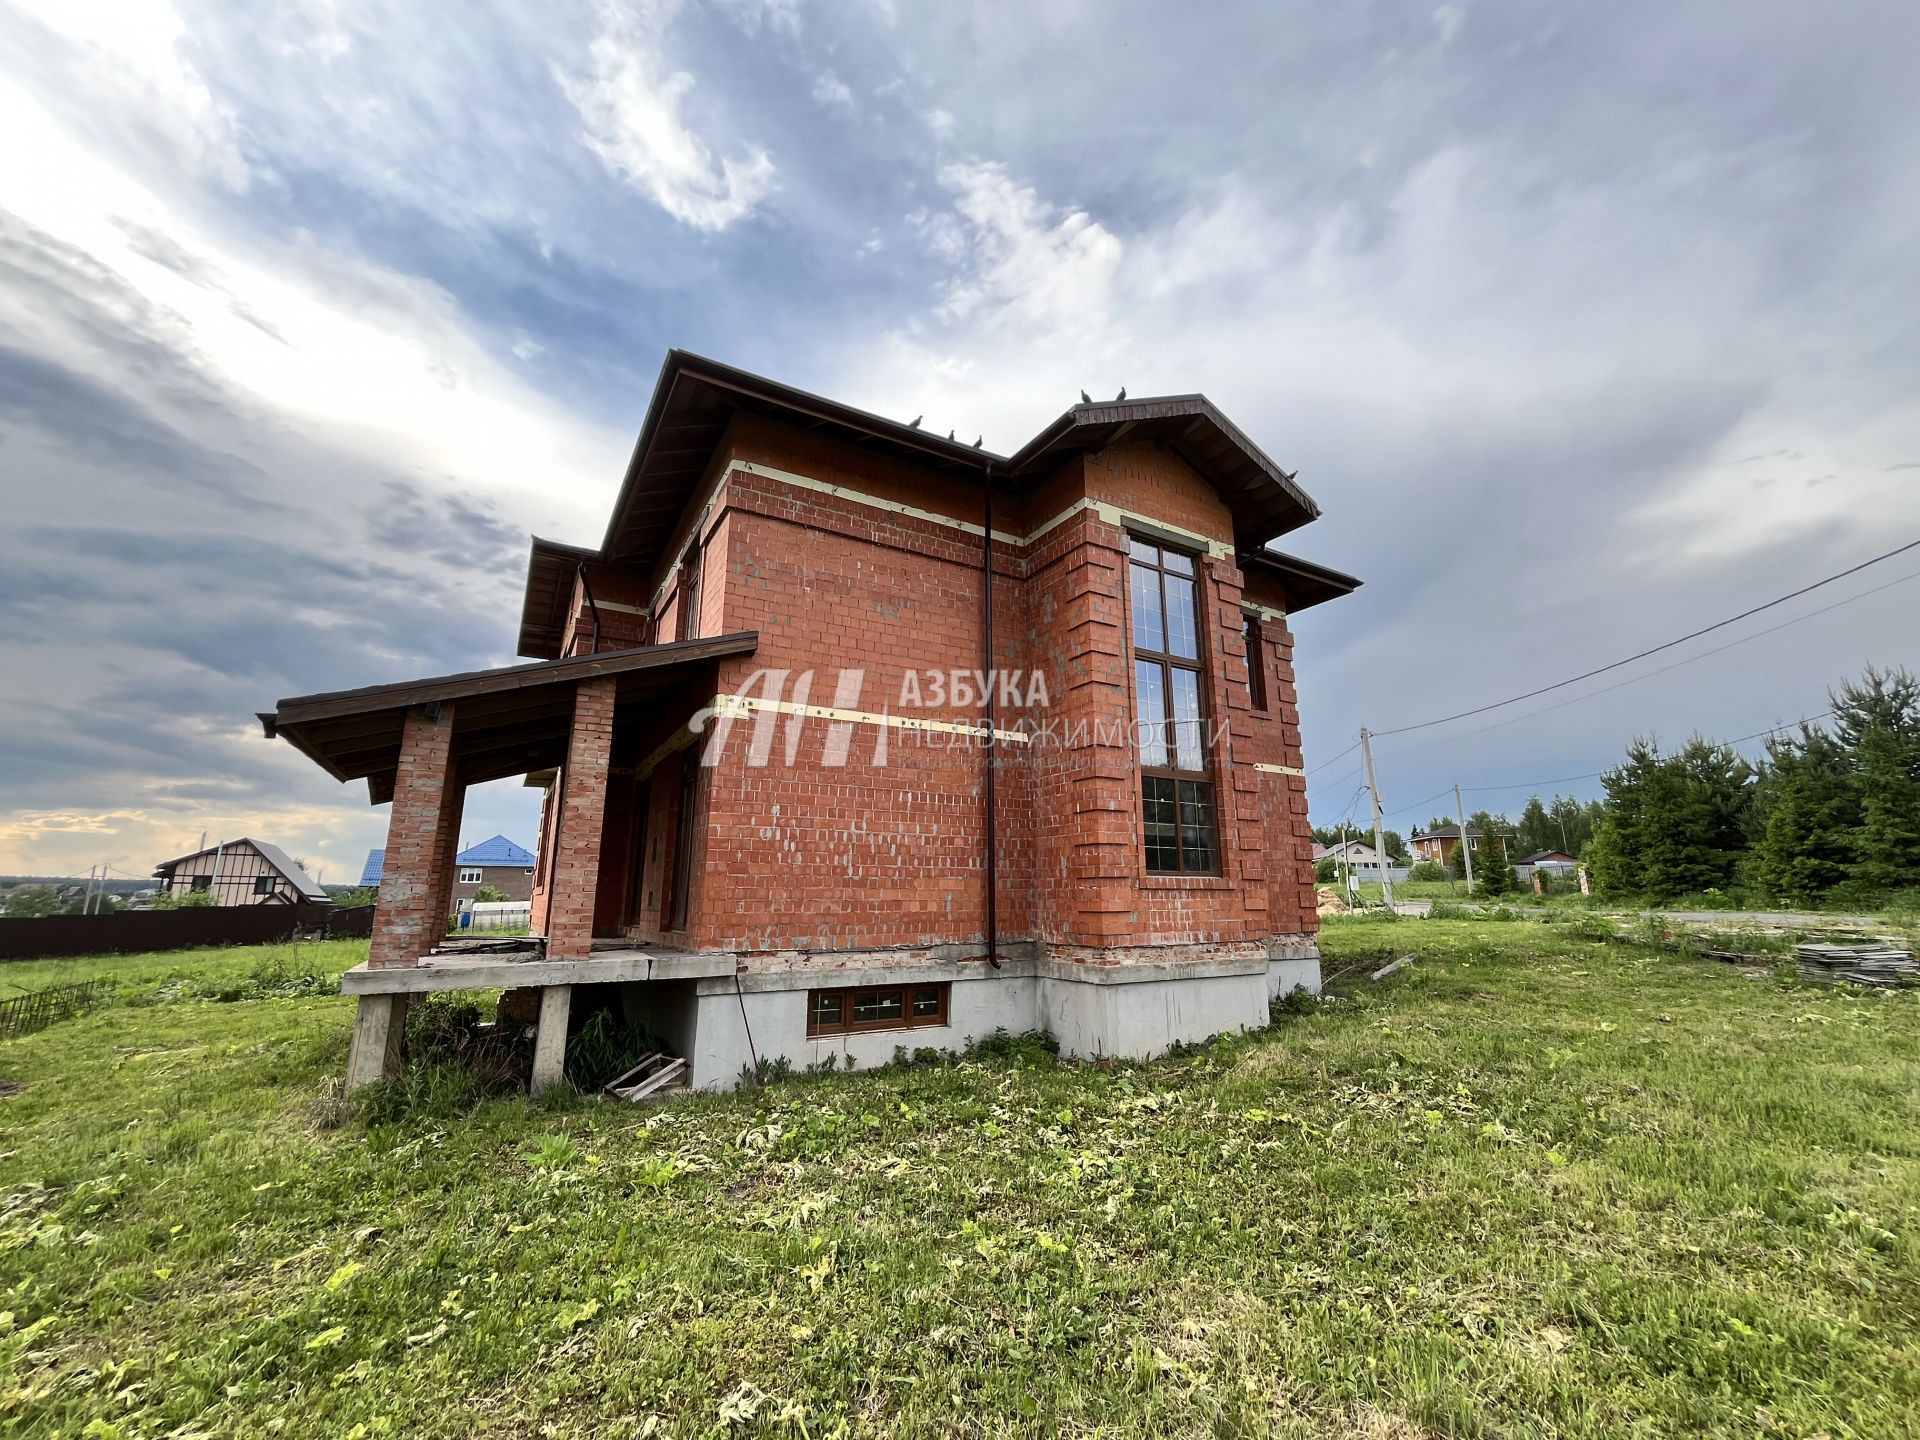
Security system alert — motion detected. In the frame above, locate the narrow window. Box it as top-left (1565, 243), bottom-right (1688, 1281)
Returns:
top-left (680, 546), bottom-right (701, 642)
top-left (666, 753), bottom-right (698, 930)
top-left (806, 983), bottom-right (949, 1036)
top-left (1242, 616), bottom-right (1267, 711)
top-left (1129, 538), bottom-right (1219, 874)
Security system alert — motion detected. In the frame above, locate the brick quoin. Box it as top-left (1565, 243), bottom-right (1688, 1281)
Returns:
top-left (369, 703), bottom-right (458, 969)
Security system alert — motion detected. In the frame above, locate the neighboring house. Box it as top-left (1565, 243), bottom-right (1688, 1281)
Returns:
top-left (1320, 839), bottom-right (1380, 867)
top-left (361, 836), bottom-right (536, 903)
top-left (260, 352), bottom-right (1361, 1094)
top-left (450, 835), bottom-right (537, 903)
top-left (152, 839), bottom-right (329, 906)
top-left (1409, 823), bottom-right (1516, 867)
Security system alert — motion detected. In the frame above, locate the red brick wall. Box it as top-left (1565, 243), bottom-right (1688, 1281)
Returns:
top-left (531, 418), bottom-right (1323, 960)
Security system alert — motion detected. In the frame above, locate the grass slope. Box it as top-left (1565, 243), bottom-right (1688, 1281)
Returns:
top-left (2, 923), bottom-right (1917, 1438)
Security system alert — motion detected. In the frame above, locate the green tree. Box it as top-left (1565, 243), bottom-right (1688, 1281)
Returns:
top-left (1586, 736), bottom-right (1755, 900)
top-left (1754, 725), bottom-right (1856, 903)
top-left (1469, 810), bottom-right (1517, 895)
top-left (1380, 829), bottom-right (1408, 862)
top-left (1516, 795), bottom-right (1555, 857)
top-left (3, 885), bottom-right (61, 918)
top-left (1831, 665), bottom-right (1920, 895)
top-left (473, 883), bottom-right (509, 903)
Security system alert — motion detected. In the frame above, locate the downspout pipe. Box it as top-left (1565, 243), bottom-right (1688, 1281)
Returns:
top-left (982, 461), bottom-right (1001, 969)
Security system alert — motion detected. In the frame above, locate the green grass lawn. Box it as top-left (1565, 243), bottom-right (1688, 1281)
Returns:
top-left (3, 922), bottom-right (1918, 1438)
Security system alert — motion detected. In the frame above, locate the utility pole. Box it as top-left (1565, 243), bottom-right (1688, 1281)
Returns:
top-left (1359, 728), bottom-right (1394, 907)
top-left (1454, 783), bottom-right (1475, 896)
top-left (81, 864), bottom-right (99, 916)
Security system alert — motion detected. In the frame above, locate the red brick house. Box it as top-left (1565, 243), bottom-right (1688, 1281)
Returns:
top-left (261, 353), bottom-right (1359, 1093)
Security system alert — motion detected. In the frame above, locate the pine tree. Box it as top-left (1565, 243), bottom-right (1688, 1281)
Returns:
top-left (1831, 665), bottom-right (1920, 897)
top-left (1467, 810), bottom-right (1517, 895)
top-left (1754, 726), bottom-right (1857, 903)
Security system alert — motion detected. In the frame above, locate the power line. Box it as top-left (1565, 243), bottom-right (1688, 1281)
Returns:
top-left (1374, 536), bottom-right (1920, 738)
top-left (1385, 566), bottom-right (1920, 762)
top-left (1374, 712), bottom-right (1835, 819)
top-left (1306, 739), bottom-right (1361, 777)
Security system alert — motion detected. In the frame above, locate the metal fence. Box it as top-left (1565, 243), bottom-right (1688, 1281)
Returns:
top-left (0, 978), bottom-right (106, 1039)
top-left (0, 903), bottom-right (373, 963)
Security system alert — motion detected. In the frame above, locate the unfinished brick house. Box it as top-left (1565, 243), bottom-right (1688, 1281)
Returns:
top-left (260, 353), bottom-right (1359, 1094)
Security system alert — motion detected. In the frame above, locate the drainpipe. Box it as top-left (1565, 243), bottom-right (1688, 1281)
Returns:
top-left (982, 461), bottom-right (1001, 969)
top-left (576, 562), bottom-right (603, 656)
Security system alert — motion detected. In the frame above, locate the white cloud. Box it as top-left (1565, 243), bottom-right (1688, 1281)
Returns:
top-left (921, 162), bottom-right (1121, 337)
top-left (923, 107), bottom-right (957, 140)
top-left (811, 69), bottom-right (854, 111)
top-left (1433, 4), bottom-right (1465, 47)
top-left (0, 0), bottom-right (250, 190)
top-left (558, 0), bottom-right (775, 232)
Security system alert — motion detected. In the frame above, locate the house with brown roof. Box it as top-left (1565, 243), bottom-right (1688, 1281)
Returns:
top-left (152, 838), bottom-right (329, 906)
top-left (260, 352), bottom-right (1360, 1094)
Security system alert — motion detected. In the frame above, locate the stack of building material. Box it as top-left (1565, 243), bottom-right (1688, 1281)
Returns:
top-left (1795, 942), bottom-right (1918, 988)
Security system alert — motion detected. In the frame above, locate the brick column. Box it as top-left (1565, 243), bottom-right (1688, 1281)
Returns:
top-left (427, 779), bottom-right (466, 939)
top-left (369, 702), bottom-right (457, 969)
top-left (545, 678), bottom-right (616, 960)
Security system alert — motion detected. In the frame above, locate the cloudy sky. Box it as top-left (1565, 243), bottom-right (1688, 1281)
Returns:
top-left (1, 0), bottom-right (1916, 884)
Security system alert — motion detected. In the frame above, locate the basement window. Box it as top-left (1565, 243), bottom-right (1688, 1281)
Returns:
top-left (459, 867), bottom-right (483, 884)
top-left (806, 983), bottom-right (950, 1037)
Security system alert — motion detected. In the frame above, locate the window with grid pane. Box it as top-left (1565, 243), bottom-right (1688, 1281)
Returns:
top-left (1128, 537), bottom-right (1219, 873)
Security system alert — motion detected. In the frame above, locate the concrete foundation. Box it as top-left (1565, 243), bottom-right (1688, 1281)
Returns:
top-left (337, 936), bottom-right (1320, 1095)
top-left (530, 984), bottom-right (573, 1092)
top-left (344, 993), bottom-right (409, 1091)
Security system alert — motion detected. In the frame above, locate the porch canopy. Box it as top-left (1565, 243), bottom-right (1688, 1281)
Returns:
top-left (260, 631), bottom-right (758, 803)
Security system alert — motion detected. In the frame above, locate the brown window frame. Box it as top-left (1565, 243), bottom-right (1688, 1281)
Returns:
top-left (1242, 615), bottom-right (1267, 712)
top-left (252, 875), bottom-right (277, 896)
top-left (806, 982), bottom-right (950, 1037)
top-left (1127, 537), bottom-right (1221, 875)
top-left (679, 546), bottom-right (701, 642)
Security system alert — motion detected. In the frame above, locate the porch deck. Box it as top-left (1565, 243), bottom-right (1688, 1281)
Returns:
top-left (340, 940), bottom-right (733, 996)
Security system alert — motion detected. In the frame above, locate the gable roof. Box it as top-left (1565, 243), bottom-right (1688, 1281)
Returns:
top-left (360, 849), bottom-right (385, 886)
top-left (152, 837), bottom-right (329, 902)
top-left (1518, 849), bottom-right (1577, 864)
top-left (456, 835), bottom-right (535, 867)
top-left (520, 350), bottom-right (1335, 658)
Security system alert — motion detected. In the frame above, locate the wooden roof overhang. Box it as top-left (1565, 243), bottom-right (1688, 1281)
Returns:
top-left (516, 535), bottom-right (599, 667)
top-left (260, 632), bottom-right (757, 804)
top-left (999, 397), bottom-right (1321, 551)
top-left (518, 353), bottom-right (1341, 657)
top-left (1238, 549), bottom-right (1363, 613)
